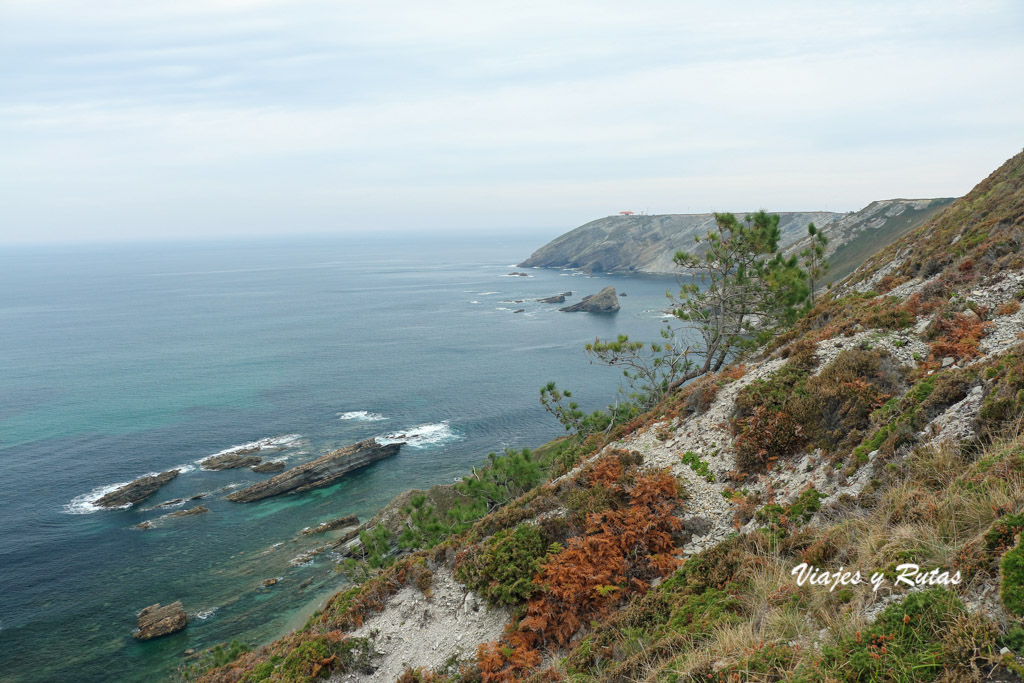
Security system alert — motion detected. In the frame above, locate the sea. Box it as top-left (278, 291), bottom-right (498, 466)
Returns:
top-left (0, 232), bottom-right (682, 682)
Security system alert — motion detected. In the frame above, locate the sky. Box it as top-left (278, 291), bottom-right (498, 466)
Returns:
top-left (1, 0), bottom-right (1023, 244)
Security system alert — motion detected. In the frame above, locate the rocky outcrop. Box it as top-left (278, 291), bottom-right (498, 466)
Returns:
top-left (200, 453), bottom-right (262, 470)
top-left (133, 505), bottom-right (209, 530)
top-left (301, 514), bottom-right (359, 535)
top-left (168, 505), bottom-right (208, 518)
top-left (537, 294), bottom-right (565, 303)
top-left (252, 460), bottom-right (286, 473)
top-left (95, 470), bottom-right (180, 508)
top-left (227, 439), bottom-right (401, 503)
top-left (559, 286), bottom-right (619, 313)
top-left (133, 601), bottom-right (187, 640)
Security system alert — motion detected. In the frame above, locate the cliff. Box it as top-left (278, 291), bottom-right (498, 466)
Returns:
top-left (519, 199), bottom-right (952, 275)
top-left (194, 150), bottom-right (1024, 683)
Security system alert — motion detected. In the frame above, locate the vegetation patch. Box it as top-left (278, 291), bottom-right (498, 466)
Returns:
top-left (1002, 536), bottom-right (1024, 618)
top-left (817, 588), bottom-right (972, 682)
top-left (733, 347), bottom-right (903, 475)
top-left (454, 523), bottom-right (556, 606)
top-left (680, 450), bottom-right (715, 482)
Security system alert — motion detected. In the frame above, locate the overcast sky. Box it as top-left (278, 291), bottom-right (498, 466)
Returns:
top-left (1, 1), bottom-right (1022, 244)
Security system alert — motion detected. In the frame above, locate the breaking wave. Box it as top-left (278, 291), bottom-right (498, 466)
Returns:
top-left (378, 421), bottom-right (461, 448)
top-left (338, 411), bottom-right (388, 422)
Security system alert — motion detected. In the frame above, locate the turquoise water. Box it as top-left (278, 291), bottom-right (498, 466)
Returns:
top-left (0, 234), bottom-right (679, 682)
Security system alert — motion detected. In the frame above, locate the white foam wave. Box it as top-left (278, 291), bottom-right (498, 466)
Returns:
top-left (378, 421), bottom-right (460, 448)
top-left (64, 480), bottom-right (135, 514)
top-left (477, 291), bottom-right (499, 296)
top-left (195, 608), bottom-right (218, 620)
top-left (470, 300), bottom-right (480, 304)
top-left (338, 411), bottom-right (388, 422)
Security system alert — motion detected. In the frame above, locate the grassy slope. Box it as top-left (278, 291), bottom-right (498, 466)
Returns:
top-left (192, 149), bottom-right (1024, 683)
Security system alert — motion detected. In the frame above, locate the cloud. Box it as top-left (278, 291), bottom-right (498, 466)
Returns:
top-left (1, 0), bottom-right (1023, 242)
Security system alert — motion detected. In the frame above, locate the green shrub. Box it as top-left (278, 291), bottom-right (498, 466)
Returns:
top-left (819, 588), bottom-right (966, 682)
top-left (1001, 537), bottom-right (1024, 617)
top-left (274, 635), bottom-right (376, 681)
top-left (985, 513), bottom-right (1024, 553)
top-left (680, 451), bottom-right (715, 482)
top-left (178, 640), bottom-right (251, 681)
top-left (455, 523), bottom-right (553, 606)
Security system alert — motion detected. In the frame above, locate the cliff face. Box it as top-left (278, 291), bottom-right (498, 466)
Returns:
top-left (519, 199), bottom-right (952, 275)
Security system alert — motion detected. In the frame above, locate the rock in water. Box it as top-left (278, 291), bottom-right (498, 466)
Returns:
top-left (167, 505), bottom-right (209, 518)
top-left (301, 514), bottom-right (359, 535)
top-left (537, 294), bottom-right (565, 303)
top-left (559, 286), bottom-right (620, 313)
top-left (134, 601), bottom-right (187, 640)
top-left (227, 439), bottom-right (401, 503)
top-left (95, 470), bottom-right (180, 508)
top-left (200, 453), bottom-right (262, 470)
top-left (251, 460), bottom-right (286, 473)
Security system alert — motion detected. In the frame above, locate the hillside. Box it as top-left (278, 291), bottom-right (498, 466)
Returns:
top-left (191, 149), bottom-right (1024, 683)
top-left (784, 197), bottom-right (955, 283)
top-left (519, 198), bottom-right (953, 276)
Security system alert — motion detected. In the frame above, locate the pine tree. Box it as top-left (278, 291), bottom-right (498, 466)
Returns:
top-left (801, 221), bottom-right (829, 304)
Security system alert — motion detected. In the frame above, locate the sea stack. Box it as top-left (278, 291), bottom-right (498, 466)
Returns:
top-left (227, 439), bottom-right (401, 503)
top-left (559, 286), bottom-right (620, 313)
top-left (133, 602), bottom-right (187, 640)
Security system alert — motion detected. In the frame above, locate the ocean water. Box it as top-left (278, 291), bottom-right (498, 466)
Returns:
top-left (0, 233), bottom-right (680, 682)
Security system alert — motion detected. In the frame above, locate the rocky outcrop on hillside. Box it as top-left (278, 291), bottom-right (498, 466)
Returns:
top-left (559, 286), bottom-right (619, 313)
top-left (95, 469), bottom-right (180, 508)
top-left (227, 439), bottom-right (401, 503)
top-left (133, 601), bottom-right (187, 640)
